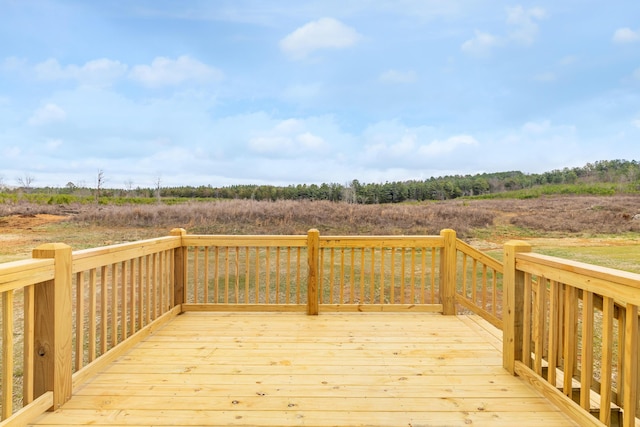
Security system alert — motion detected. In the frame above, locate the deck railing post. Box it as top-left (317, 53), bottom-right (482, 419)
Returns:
top-left (307, 229), bottom-right (320, 315)
top-left (31, 243), bottom-right (73, 410)
top-left (503, 240), bottom-right (531, 375)
top-left (170, 228), bottom-right (187, 308)
top-left (622, 303), bottom-right (638, 427)
top-left (439, 229), bottom-right (457, 315)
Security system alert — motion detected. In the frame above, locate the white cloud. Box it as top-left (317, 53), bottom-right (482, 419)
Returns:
top-left (632, 118), bottom-right (640, 129)
top-left (28, 103), bottom-right (67, 126)
top-left (613, 27), bottom-right (640, 43)
top-left (462, 6), bottom-right (545, 57)
top-left (249, 136), bottom-right (292, 153)
top-left (280, 17), bottom-right (362, 60)
top-left (461, 31), bottom-right (500, 57)
top-left (129, 56), bottom-right (223, 87)
top-left (506, 6), bottom-right (546, 45)
top-left (417, 135), bottom-right (479, 156)
top-left (34, 58), bottom-right (128, 86)
top-left (379, 69), bottom-right (418, 84)
top-left (297, 132), bottom-right (326, 149)
top-left (248, 119), bottom-right (329, 157)
top-left (363, 121), bottom-right (478, 167)
top-left (634, 67), bottom-right (640, 80)
top-left (275, 118), bottom-right (304, 134)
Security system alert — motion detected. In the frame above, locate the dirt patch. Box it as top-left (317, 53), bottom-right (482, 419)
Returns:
top-left (0, 213), bottom-right (68, 230)
top-left (0, 214), bottom-right (70, 261)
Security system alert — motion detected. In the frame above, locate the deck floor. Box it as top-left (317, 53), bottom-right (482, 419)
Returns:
top-left (30, 312), bottom-right (579, 426)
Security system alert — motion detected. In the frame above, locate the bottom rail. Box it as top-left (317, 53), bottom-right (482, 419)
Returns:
top-left (514, 362), bottom-right (606, 427)
top-left (0, 392), bottom-right (53, 427)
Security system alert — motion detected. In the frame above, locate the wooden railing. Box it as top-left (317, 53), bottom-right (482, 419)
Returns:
top-left (503, 240), bottom-right (640, 427)
top-left (455, 239), bottom-right (504, 328)
top-left (0, 235), bottom-right (183, 425)
top-left (0, 227), bottom-right (503, 423)
top-left (179, 229), bottom-right (460, 314)
top-left (179, 232), bottom-right (309, 311)
top-left (5, 228), bottom-right (637, 427)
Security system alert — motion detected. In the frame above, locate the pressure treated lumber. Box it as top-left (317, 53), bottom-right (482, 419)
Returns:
top-left (29, 312), bottom-right (579, 427)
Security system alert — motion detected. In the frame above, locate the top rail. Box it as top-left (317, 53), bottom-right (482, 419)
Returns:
top-left (72, 236), bottom-right (181, 273)
top-left (319, 235), bottom-right (444, 248)
top-left (516, 252), bottom-right (640, 305)
top-left (0, 258), bottom-right (55, 293)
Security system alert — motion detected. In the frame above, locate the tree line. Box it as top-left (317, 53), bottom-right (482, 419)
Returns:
top-left (4, 159), bottom-right (640, 204)
top-left (160, 159), bottom-right (640, 203)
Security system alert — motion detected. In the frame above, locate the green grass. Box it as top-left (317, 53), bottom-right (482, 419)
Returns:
top-left (536, 245), bottom-right (640, 274)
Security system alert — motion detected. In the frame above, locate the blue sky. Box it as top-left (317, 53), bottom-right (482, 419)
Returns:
top-left (1, 1), bottom-right (639, 189)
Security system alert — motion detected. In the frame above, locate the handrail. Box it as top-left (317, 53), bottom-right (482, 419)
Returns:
top-left (503, 241), bottom-right (640, 427)
top-left (0, 258), bottom-right (54, 293)
top-left (455, 239), bottom-right (504, 328)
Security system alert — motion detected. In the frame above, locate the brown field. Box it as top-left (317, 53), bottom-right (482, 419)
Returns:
top-left (1, 195), bottom-right (640, 270)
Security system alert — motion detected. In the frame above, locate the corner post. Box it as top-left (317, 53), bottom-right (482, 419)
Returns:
top-left (170, 228), bottom-right (187, 308)
top-left (439, 229), bottom-right (457, 315)
top-left (307, 229), bottom-right (320, 315)
top-left (503, 240), bottom-right (531, 374)
top-left (32, 243), bottom-right (73, 410)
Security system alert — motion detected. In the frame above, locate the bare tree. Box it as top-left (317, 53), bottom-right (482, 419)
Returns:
top-left (124, 178), bottom-right (134, 197)
top-left (154, 176), bottom-right (162, 203)
top-left (16, 173), bottom-right (35, 191)
top-left (341, 181), bottom-right (357, 204)
top-left (95, 169), bottom-right (106, 201)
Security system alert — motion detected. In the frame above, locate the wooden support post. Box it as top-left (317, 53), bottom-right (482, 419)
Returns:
top-left (622, 303), bottom-right (638, 427)
top-left (307, 229), bottom-right (319, 315)
top-left (503, 240), bottom-right (531, 375)
top-left (32, 243), bottom-right (73, 410)
top-left (439, 229), bottom-right (457, 315)
top-left (170, 228), bottom-right (187, 308)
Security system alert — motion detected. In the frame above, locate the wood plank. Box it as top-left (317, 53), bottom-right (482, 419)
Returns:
top-left (31, 409), bottom-right (578, 427)
top-left (29, 312), bottom-right (579, 427)
top-left (94, 362), bottom-right (509, 378)
top-left (90, 365), bottom-right (511, 378)
top-left (622, 304), bottom-right (638, 427)
top-left (61, 394), bottom-right (565, 412)
top-left (2, 290), bottom-right (14, 419)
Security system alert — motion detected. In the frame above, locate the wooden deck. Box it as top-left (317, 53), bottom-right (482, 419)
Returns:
top-left (29, 312), bottom-right (579, 427)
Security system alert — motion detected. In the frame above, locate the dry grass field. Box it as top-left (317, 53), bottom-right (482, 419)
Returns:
top-left (1, 194), bottom-right (640, 271)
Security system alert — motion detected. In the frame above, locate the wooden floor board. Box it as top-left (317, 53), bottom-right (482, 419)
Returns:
top-left (30, 312), bottom-right (580, 427)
